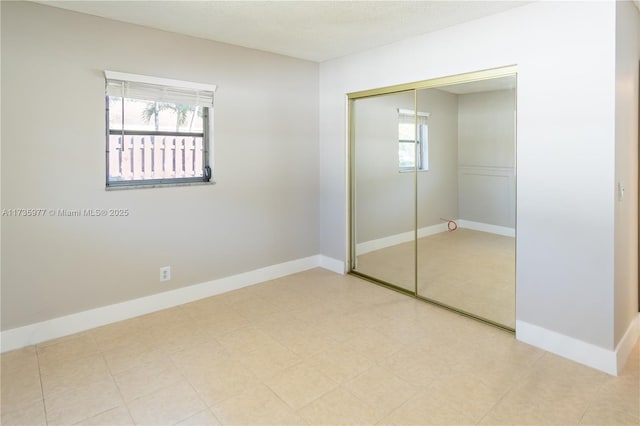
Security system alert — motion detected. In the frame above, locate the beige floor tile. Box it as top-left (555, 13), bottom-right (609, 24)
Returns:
top-left (211, 383), bottom-right (297, 425)
top-left (1, 364), bottom-right (43, 411)
top-left (345, 327), bottom-right (403, 362)
top-left (344, 365), bottom-right (419, 419)
top-left (169, 339), bottom-right (230, 376)
top-left (229, 296), bottom-right (281, 322)
top-left (235, 340), bottom-right (302, 380)
top-left (187, 357), bottom-right (259, 406)
top-left (126, 380), bottom-right (206, 425)
top-left (275, 411), bottom-right (311, 425)
top-left (374, 297), bottom-right (428, 321)
top-left (114, 356), bottom-right (184, 401)
top-left (275, 326), bottom-right (339, 359)
top-left (531, 352), bottom-right (610, 390)
top-left (311, 316), bottom-right (370, 344)
top-left (1, 398), bottom-right (47, 426)
top-left (175, 409), bottom-right (222, 425)
top-left (90, 318), bottom-right (147, 352)
top-left (378, 344), bottom-right (442, 387)
top-left (102, 341), bottom-right (166, 375)
top-left (260, 289), bottom-right (318, 313)
top-left (582, 376), bottom-right (640, 421)
top-left (264, 361), bottom-right (337, 409)
top-left (44, 377), bottom-right (123, 426)
top-left (258, 317), bottom-right (311, 344)
top-left (381, 388), bottom-right (476, 425)
top-left (253, 311), bottom-right (309, 338)
top-left (146, 321), bottom-right (214, 354)
top-left (579, 405), bottom-right (640, 425)
top-left (8, 269), bottom-right (638, 426)
top-left (138, 306), bottom-right (192, 329)
top-left (36, 330), bottom-right (94, 348)
top-left (1, 346), bottom-right (38, 373)
top-left (465, 334), bottom-right (544, 382)
top-left (480, 354), bottom-right (609, 426)
top-left (197, 311), bottom-right (251, 338)
top-left (215, 286), bottom-right (266, 307)
top-left (308, 341), bottom-right (375, 384)
top-left (216, 325), bottom-right (280, 355)
top-left (341, 306), bottom-right (393, 331)
top-left (181, 297), bottom-right (231, 322)
top-left (290, 303), bottom-right (342, 325)
top-left (40, 353), bottom-right (111, 397)
top-left (428, 372), bottom-right (508, 422)
top-left (37, 332), bottom-right (99, 368)
top-left (373, 316), bottom-right (435, 346)
top-left (73, 405), bottom-right (134, 425)
top-left (480, 402), bottom-right (581, 426)
top-left (297, 386), bottom-right (379, 425)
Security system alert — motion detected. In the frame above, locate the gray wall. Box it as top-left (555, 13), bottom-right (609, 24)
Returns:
top-left (458, 89), bottom-right (516, 228)
top-left (1, 2), bottom-right (319, 330)
top-left (416, 89), bottom-right (459, 230)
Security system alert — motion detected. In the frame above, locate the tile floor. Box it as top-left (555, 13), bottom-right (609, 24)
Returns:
top-left (1, 268), bottom-right (638, 425)
top-left (356, 228), bottom-right (515, 328)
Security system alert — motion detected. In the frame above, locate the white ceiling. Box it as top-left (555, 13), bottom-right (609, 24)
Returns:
top-left (36, 1), bottom-right (531, 62)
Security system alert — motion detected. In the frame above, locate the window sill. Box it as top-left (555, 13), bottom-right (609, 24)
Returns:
top-left (106, 181), bottom-right (216, 191)
top-left (398, 169), bottom-right (429, 173)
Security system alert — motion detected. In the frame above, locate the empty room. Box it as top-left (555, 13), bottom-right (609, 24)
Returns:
top-left (1, 1), bottom-right (639, 425)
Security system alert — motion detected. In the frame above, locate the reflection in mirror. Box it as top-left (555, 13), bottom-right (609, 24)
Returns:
top-left (349, 72), bottom-right (516, 329)
top-left (352, 91), bottom-right (416, 292)
top-left (416, 76), bottom-right (516, 328)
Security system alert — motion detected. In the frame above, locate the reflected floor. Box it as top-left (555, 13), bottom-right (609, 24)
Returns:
top-left (355, 228), bottom-right (515, 328)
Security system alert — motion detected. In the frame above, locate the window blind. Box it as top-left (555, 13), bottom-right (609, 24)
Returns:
top-left (104, 71), bottom-right (216, 107)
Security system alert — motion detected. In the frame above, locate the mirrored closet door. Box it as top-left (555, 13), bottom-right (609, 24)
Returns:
top-left (349, 67), bottom-right (517, 330)
top-left (351, 91), bottom-right (416, 293)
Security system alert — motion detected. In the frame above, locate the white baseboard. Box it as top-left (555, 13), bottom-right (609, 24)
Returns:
top-left (0, 254), bottom-right (344, 353)
top-left (457, 219), bottom-right (515, 237)
top-left (417, 222), bottom-right (450, 238)
top-left (318, 255), bottom-right (346, 274)
top-left (516, 317), bottom-right (640, 376)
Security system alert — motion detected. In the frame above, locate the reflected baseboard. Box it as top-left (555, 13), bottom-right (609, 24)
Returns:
top-left (356, 220), bottom-right (515, 255)
top-left (457, 219), bottom-right (515, 237)
top-left (356, 223), bottom-right (449, 255)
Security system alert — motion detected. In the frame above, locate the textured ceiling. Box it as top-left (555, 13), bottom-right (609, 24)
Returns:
top-left (35, 1), bottom-right (531, 62)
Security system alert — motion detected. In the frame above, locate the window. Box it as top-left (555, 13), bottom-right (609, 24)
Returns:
top-left (105, 71), bottom-right (216, 188)
top-left (398, 109), bottom-right (429, 171)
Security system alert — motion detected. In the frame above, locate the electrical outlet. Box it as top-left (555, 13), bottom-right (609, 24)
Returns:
top-left (160, 266), bottom-right (171, 282)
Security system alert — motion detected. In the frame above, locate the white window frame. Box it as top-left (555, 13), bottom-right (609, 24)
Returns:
top-left (398, 109), bottom-right (429, 172)
top-left (105, 71), bottom-right (217, 189)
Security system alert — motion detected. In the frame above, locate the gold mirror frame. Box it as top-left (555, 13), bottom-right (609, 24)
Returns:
top-left (347, 65), bottom-right (517, 332)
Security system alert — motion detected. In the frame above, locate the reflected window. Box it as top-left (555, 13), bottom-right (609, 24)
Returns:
top-left (398, 109), bottom-right (429, 171)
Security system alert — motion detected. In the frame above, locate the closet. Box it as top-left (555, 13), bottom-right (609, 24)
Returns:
top-left (349, 67), bottom-right (517, 330)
